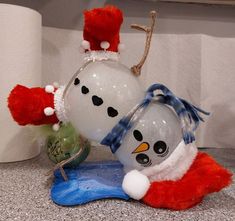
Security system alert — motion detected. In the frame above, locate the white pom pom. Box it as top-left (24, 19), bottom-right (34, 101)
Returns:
top-left (52, 123), bottom-right (60, 131)
top-left (122, 170), bottom-right (150, 200)
top-left (81, 40), bottom-right (90, 50)
top-left (44, 107), bottom-right (55, 116)
top-left (45, 85), bottom-right (55, 93)
top-left (53, 82), bottom-right (60, 88)
top-left (100, 41), bottom-right (110, 50)
top-left (118, 43), bottom-right (125, 52)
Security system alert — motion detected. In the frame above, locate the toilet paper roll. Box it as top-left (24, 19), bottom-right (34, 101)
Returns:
top-left (0, 4), bottom-right (42, 162)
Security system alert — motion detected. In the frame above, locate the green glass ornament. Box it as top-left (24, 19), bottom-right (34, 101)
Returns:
top-left (45, 123), bottom-right (90, 167)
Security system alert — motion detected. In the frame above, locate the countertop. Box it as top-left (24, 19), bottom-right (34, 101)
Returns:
top-left (0, 147), bottom-right (234, 221)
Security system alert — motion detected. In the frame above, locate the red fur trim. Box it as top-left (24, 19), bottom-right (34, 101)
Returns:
top-left (8, 85), bottom-right (59, 126)
top-left (142, 152), bottom-right (232, 210)
top-left (83, 5), bottom-right (123, 52)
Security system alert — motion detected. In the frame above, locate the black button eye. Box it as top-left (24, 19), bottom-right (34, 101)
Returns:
top-left (153, 141), bottom-right (168, 156)
top-left (136, 153), bottom-right (149, 165)
top-left (107, 107), bottom-right (118, 117)
top-left (81, 86), bottom-right (89, 94)
top-left (133, 130), bottom-right (143, 142)
top-left (74, 78), bottom-right (80, 85)
top-left (92, 95), bottom-right (103, 106)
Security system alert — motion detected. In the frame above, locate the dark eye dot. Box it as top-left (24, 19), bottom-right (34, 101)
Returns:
top-left (107, 107), bottom-right (118, 117)
top-left (136, 153), bottom-right (149, 165)
top-left (81, 86), bottom-right (89, 94)
top-left (74, 78), bottom-right (80, 85)
top-left (92, 95), bottom-right (103, 106)
top-left (153, 141), bottom-right (168, 155)
top-left (133, 130), bottom-right (143, 142)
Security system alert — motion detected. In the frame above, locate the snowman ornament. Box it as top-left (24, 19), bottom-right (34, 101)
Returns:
top-left (62, 6), bottom-right (157, 142)
top-left (8, 5), bottom-right (232, 210)
top-left (100, 82), bottom-right (231, 209)
top-left (114, 99), bottom-right (199, 201)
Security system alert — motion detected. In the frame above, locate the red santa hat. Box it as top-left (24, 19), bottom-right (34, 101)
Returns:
top-left (81, 5), bottom-right (125, 55)
top-left (8, 84), bottom-right (61, 130)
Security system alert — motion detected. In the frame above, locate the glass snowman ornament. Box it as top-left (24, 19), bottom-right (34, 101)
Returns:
top-left (8, 6), bottom-right (230, 210)
top-left (63, 59), bottom-right (144, 142)
top-left (55, 6), bottom-right (160, 145)
top-left (102, 82), bottom-right (209, 200)
top-left (45, 123), bottom-right (90, 167)
top-left (115, 102), bottom-right (183, 173)
top-left (55, 6), bottom-right (154, 144)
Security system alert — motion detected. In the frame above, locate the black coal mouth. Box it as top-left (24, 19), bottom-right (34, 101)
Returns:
top-left (143, 160), bottom-right (152, 167)
top-left (158, 148), bottom-right (169, 158)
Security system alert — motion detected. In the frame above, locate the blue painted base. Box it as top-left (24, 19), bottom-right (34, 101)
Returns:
top-left (51, 161), bottom-right (130, 206)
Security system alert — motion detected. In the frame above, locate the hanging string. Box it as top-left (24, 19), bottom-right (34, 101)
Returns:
top-left (101, 83), bottom-right (210, 153)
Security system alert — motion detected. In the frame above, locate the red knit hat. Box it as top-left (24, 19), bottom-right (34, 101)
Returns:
top-left (81, 5), bottom-right (124, 53)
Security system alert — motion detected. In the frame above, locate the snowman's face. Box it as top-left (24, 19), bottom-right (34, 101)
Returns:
top-left (115, 102), bottom-right (182, 171)
top-left (65, 60), bottom-right (144, 143)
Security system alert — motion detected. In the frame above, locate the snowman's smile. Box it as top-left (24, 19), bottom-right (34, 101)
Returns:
top-left (135, 153), bottom-right (151, 166)
top-left (143, 160), bottom-right (152, 167)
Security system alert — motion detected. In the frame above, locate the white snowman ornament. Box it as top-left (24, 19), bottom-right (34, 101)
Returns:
top-left (64, 60), bottom-right (144, 142)
top-left (115, 101), bottom-right (198, 200)
top-left (17, 6), bottom-right (207, 197)
top-left (115, 102), bottom-right (183, 173)
top-left (100, 81), bottom-right (209, 200)
top-left (54, 7), bottom-right (207, 195)
top-left (58, 6), bottom-right (156, 143)
top-left (8, 6), bottom-right (228, 210)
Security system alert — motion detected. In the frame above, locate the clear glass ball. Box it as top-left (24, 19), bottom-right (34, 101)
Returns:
top-left (115, 101), bottom-right (182, 172)
top-left (65, 60), bottom-right (145, 143)
top-left (45, 123), bottom-right (90, 167)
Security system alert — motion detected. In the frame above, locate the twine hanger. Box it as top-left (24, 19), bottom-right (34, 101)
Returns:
top-left (131, 11), bottom-right (157, 76)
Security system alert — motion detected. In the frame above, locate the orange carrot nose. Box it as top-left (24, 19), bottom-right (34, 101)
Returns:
top-left (132, 142), bottom-right (150, 154)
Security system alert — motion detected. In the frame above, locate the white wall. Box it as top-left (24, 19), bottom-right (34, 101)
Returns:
top-left (2, 0), bottom-right (235, 148)
top-left (42, 27), bottom-right (235, 149)
top-left (1, 0), bottom-right (235, 37)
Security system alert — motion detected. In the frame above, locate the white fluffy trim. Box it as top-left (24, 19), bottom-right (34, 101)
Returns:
top-left (141, 140), bottom-right (198, 182)
top-left (54, 86), bottom-right (68, 122)
top-left (122, 170), bottom-right (150, 200)
top-left (84, 50), bottom-right (119, 62)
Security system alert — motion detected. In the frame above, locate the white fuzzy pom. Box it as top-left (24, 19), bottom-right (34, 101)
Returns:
top-left (45, 85), bottom-right (55, 93)
top-left (44, 107), bottom-right (55, 116)
top-left (122, 170), bottom-right (150, 200)
top-left (81, 40), bottom-right (90, 50)
top-left (52, 123), bottom-right (60, 131)
top-left (118, 43), bottom-right (125, 52)
top-left (100, 41), bottom-right (110, 50)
